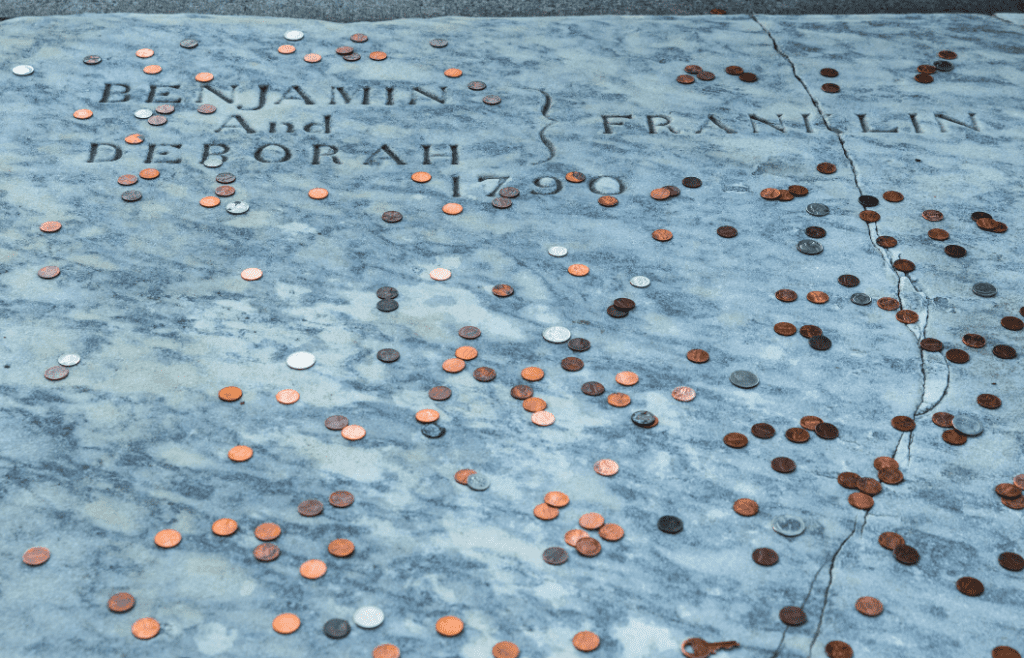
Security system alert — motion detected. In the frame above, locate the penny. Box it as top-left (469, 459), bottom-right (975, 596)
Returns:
top-left (779, 607), bottom-right (807, 626)
top-left (733, 498), bottom-right (759, 516)
top-left (857, 477), bottom-right (881, 495)
top-left (324, 619), bottom-right (351, 639)
top-left (724, 433), bottom-right (748, 449)
top-left (40, 221), bottom-right (62, 232)
top-left (615, 371), bottom-right (639, 386)
top-left (921, 338), bottom-right (944, 353)
top-left (775, 289), bottom-right (798, 302)
top-left (443, 68), bottom-right (463, 78)
top-left (227, 445), bottom-right (252, 462)
top-left (565, 529), bottom-right (590, 547)
top-left (598, 195), bottom-right (618, 207)
top-left (786, 428), bottom-right (810, 443)
top-left (876, 531), bottom-right (905, 550)
top-left (200, 196), bottom-right (221, 208)
top-left (44, 365), bottom-right (69, 381)
top-left (276, 389), bottom-right (300, 404)
top-left (532, 411), bottom-right (555, 426)
top-left (278, 44), bottom-right (296, 54)
top-left (255, 523), bottom-right (282, 541)
top-left (341, 425), bottom-right (366, 441)
top-left (543, 547), bottom-right (569, 565)
top-left (696, 71), bottom-right (715, 80)
top-left (132, 618), bottom-right (160, 640)
top-left (607, 305), bottom-right (629, 318)
top-left (856, 597), bottom-right (883, 616)
top-left (658, 515), bottom-right (683, 534)
top-left (368, 52), bottom-right (387, 61)
top-left (822, 83), bottom-right (840, 92)
top-left (38, 266), bottom-right (61, 280)
top-left (108, 592), bottom-right (135, 613)
top-left (580, 512), bottom-right (605, 530)
top-left (650, 188), bottom-right (671, 200)
top-left (154, 529), bottom-right (181, 548)
top-left (993, 345), bottom-right (1017, 359)
top-left (956, 576), bottom-right (984, 596)
top-left (799, 325), bottom-right (822, 339)
top-left (1015, 475), bottom-right (1024, 489)
top-left (436, 616), bottom-right (464, 637)
top-left (671, 386), bottom-right (696, 401)
top-left (942, 428), bottom-right (967, 445)
top-left (772, 457), bottom-right (796, 473)
top-left (298, 499), bottom-right (324, 517)
top-left (576, 537), bottom-right (602, 557)
top-left (430, 267), bottom-right (453, 281)
top-left (676, 74), bottom-right (695, 84)
top-left (566, 171), bottom-right (586, 183)
top-left (849, 492), bottom-right (874, 509)
top-left (73, 108), bottom-right (93, 120)
top-left (568, 263), bottom-right (590, 276)
top-left (598, 523), bottom-right (624, 541)
top-left (273, 613), bottom-right (301, 634)
top-left (998, 552), bottom-right (1024, 571)
top-left (329, 491), bottom-right (354, 508)
top-left (807, 291), bottom-right (829, 304)
top-left (22, 547), bottom-right (50, 566)
top-left (574, 631), bottom-right (601, 652)
top-left (493, 642), bottom-right (520, 658)
top-left (326, 539), bottom-right (354, 559)
top-left (879, 469), bottom-right (904, 485)
top-left (877, 297), bottom-right (900, 311)
top-left (817, 162), bottom-right (837, 174)
top-left (143, 65), bottom-right (162, 75)
top-left (534, 503), bottom-right (559, 520)
top-left (1003, 317), bottom-right (1024, 331)
top-left (894, 544), bottom-right (920, 565)
top-left (582, 381), bottom-right (606, 396)
top-left (343, 53), bottom-right (361, 61)
top-left (977, 393), bottom-right (1001, 409)
top-left (561, 357), bottom-right (584, 372)
top-left (761, 188), bottom-right (781, 200)
top-left (253, 543), bottom-right (280, 562)
top-left (353, 606), bottom-right (385, 629)
top-left (686, 349), bottom-right (709, 363)
top-left (945, 245), bottom-right (967, 258)
top-left (753, 548), bottom-right (779, 566)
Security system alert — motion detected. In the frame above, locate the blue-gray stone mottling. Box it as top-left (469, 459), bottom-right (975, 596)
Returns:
top-left (1, 11), bottom-right (1023, 658)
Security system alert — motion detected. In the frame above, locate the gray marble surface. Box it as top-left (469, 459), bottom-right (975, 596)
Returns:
top-left (1, 12), bottom-right (1022, 658)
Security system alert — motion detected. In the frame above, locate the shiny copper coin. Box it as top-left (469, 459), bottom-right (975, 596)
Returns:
top-left (340, 424), bottom-right (366, 440)
top-left (493, 641), bottom-right (520, 658)
top-left (652, 229), bottom-right (673, 241)
top-left (143, 65), bottom-right (162, 74)
top-left (73, 108), bottom-right (93, 119)
top-left (38, 266), bottom-right (60, 279)
top-left (108, 592), bottom-right (135, 613)
top-left (436, 616), bottom-right (464, 637)
top-left (273, 613), bottom-right (301, 634)
top-left (218, 386), bottom-right (242, 401)
top-left (573, 631), bottom-right (601, 652)
top-left (598, 196), bottom-right (618, 207)
top-left (227, 445), bottom-right (252, 462)
top-left (882, 191), bottom-right (904, 202)
top-left (278, 44), bottom-right (296, 54)
top-left (956, 577), bottom-right (983, 596)
top-left (977, 394), bottom-right (1001, 409)
top-left (211, 518), bottom-right (238, 536)
top-left (300, 559), bottom-right (327, 579)
top-left (191, 71), bottom-right (214, 82)
top-left (671, 386), bottom-right (695, 401)
top-left (568, 263), bottom-right (590, 276)
top-left (40, 221), bottom-right (62, 233)
top-left (724, 432), bottom-right (748, 449)
top-left (442, 358), bottom-right (466, 373)
top-left (131, 618), bottom-right (160, 639)
top-left (760, 188), bottom-right (781, 200)
top-left (139, 168), bottom-right (159, 179)
top-left (215, 185), bottom-right (235, 197)
top-left (855, 597), bottom-right (883, 616)
top-left (521, 366), bottom-right (544, 381)
top-left (428, 386), bottom-right (452, 401)
top-left (240, 268), bottom-right (263, 281)
top-left (253, 543), bottom-right (280, 561)
top-left (136, 48), bottom-right (154, 58)
top-left (686, 349), bottom-right (709, 363)
top-left (733, 498), bottom-right (759, 516)
top-left (411, 171), bottom-right (432, 183)
top-left (200, 196), bottom-right (220, 208)
top-left (607, 392), bottom-right (631, 407)
top-left (308, 188), bottom-right (329, 199)
top-left (255, 523), bottom-right (281, 541)
top-left (929, 228), bottom-right (949, 240)
top-left (415, 409), bottom-right (440, 423)
top-left (492, 284), bottom-right (514, 297)
top-left (615, 371), bottom-right (638, 386)
top-left (329, 491), bottom-right (354, 507)
top-left (566, 171), bottom-right (586, 183)
top-left (326, 538), bottom-right (354, 558)
top-left (893, 259), bottom-right (915, 272)
top-left (802, 416), bottom-right (824, 431)
top-left (594, 459), bottom-right (619, 476)
top-left (676, 74), bottom-right (695, 84)
top-left (154, 529), bottom-right (181, 548)
top-left (532, 410), bottom-right (555, 426)
top-left (523, 397), bottom-right (546, 412)
top-left (510, 385), bottom-right (533, 399)
top-left (430, 268), bottom-right (453, 281)
top-left (276, 389), bottom-right (299, 404)
top-left (534, 503), bottom-right (559, 520)
top-left (877, 297), bottom-right (900, 311)
top-left (817, 162), bottom-right (837, 174)
top-left (943, 428), bottom-right (967, 445)
top-left (774, 322), bottom-right (797, 336)
top-left (576, 537), bottom-right (601, 557)
top-left (807, 291), bottom-right (829, 304)
top-left (776, 289), bottom-right (798, 302)
top-left (579, 512), bottom-right (605, 530)
top-left (922, 209), bottom-right (944, 221)
top-left (878, 531), bottom-right (905, 550)
top-left (599, 523), bottom-right (624, 541)
top-left (995, 483), bottom-right (1021, 499)
top-left (650, 188), bottom-right (671, 200)
top-left (896, 310), bottom-right (919, 324)
top-left (373, 645), bottom-right (400, 658)
top-left (304, 53), bottom-right (322, 63)
top-left (22, 547), bottom-right (50, 566)
top-left (838, 472), bottom-right (861, 489)
top-left (753, 547), bottom-right (779, 566)
top-left (443, 68), bottom-right (463, 77)
top-left (454, 469), bottom-right (476, 485)
top-left (564, 529), bottom-right (590, 547)
top-left (849, 492), bottom-right (874, 510)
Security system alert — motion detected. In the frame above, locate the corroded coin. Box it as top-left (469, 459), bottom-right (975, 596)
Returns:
top-left (325, 415), bottom-right (349, 430)
top-left (254, 542), bottom-right (280, 562)
top-left (779, 607), bottom-right (807, 626)
top-left (542, 547), bottom-right (568, 565)
top-left (44, 365), bottom-right (69, 380)
top-left (878, 532), bottom-right (905, 550)
top-left (382, 210), bottom-right (403, 223)
top-left (108, 592), bottom-right (135, 613)
top-left (298, 499), bottom-right (324, 517)
top-left (771, 457), bottom-right (796, 473)
top-left (894, 544), bottom-right (920, 565)
top-left (510, 385), bottom-right (533, 399)
top-left (22, 547), bottom-right (50, 566)
top-left (753, 548), bottom-right (779, 566)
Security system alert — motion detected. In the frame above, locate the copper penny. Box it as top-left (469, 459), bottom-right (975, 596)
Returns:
top-left (328, 538), bottom-right (355, 557)
top-left (599, 523), bottom-right (624, 541)
top-left (760, 188), bottom-right (781, 200)
top-left (429, 386), bottom-right (452, 401)
top-left (995, 483), bottom-right (1021, 499)
top-left (304, 53), bottom-right (323, 63)
top-left (218, 386), bottom-right (242, 401)
top-left (200, 196), bottom-right (220, 207)
top-left (921, 338), bottom-right (944, 353)
top-left (579, 512), bottom-right (605, 530)
top-left (573, 631), bottom-right (601, 652)
top-left (442, 203), bottom-right (463, 215)
top-left (724, 432), bottom-right (748, 449)
top-left (139, 168), bottom-right (159, 179)
top-left (786, 427), bottom-right (810, 443)
top-left (1014, 474), bottom-right (1024, 489)
top-left (598, 196), bottom-right (618, 207)
top-left (877, 297), bottom-right (900, 311)
top-left (878, 531), bottom-right (905, 550)
top-left (443, 68), bottom-right (463, 78)
top-left (568, 263), bottom-right (590, 276)
top-left (510, 385), bottom-right (533, 399)
top-left (896, 310), bottom-right (919, 324)
top-left (566, 171), bottom-right (585, 183)
top-left (849, 492), bottom-right (874, 510)
top-left (893, 259), bottom-right (915, 273)
top-left (143, 65), bottom-right (162, 74)
top-left (436, 616), bottom-right (464, 636)
top-left (820, 68), bottom-right (839, 77)
top-left (876, 236), bottom-right (897, 248)
top-left (686, 349), bottom-right (709, 363)
top-left (956, 577), bottom-right (984, 596)
top-left (777, 190), bottom-right (794, 201)
top-left (676, 74), bottom-right (695, 84)
top-left (411, 171), bottom-right (432, 183)
top-left (838, 472), bottom-right (861, 489)
top-left (894, 544), bottom-right (920, 564)
top-left (454, 469), bottom-right (476, 485)
top-left (72, 109), bottom-right (93, 120)
top-left (534, 503), bottom-right (559, 520)
top-left (999, 552), bottom-right (1024, 571)
top-left (576, 537), bottom-right (601, 557)
top-left (532, 411), bottom-right (555, 426)
top-left (373, 646), bottom-right (400, 658)
top-left (153, 529), bottom-right (181, 548)
top-left (751, 423), bottom-right (776, 438)
top-left (650, 188), bottom-right (671, 200)
top-left (943, 428), bottom-right (967, 445)
top-left (273, 613), bottom-right (301, 634)
top-left (253, 543), bottom-right (280, 561)
top-left (733, 498), bottom-right (759, 516)
top-left (474, 366), bottom-right (497, 382)
top-left (340, 425), bottom-right (366, 440)
top-left (779, 607), bottom-right (807, 626)
top-left (773, 322), bottom-right (798, 337)
top-left (993, 345), bottom-right (1017, 359)
top-left (195, 71), bottom-right (214, 81)
top-left (308, 188), bottom-right (329, 199)
top-left (857, 478), bottom-right (882, 495)
top-left (215, 185), bottom-right (235, 197)
top-left (278, 44), bottom-right (296, 54)
top-left (977, 394), bottom-right (1001, 409)
top-left (132, 618), bottom-right (160, 639)
top-left (753, 547), bottom-right (779, 566)
top-left (789, 185), bottom-right (809, 196)
top-left (615, 371), bottom-right (639, 386)
top-left (300, 559), bottom-right (327, 579)
top-left (860, 210), bottom-right (880, 223)
top-left (772, 457), bottom-right (796, 473)
top-left (276, 389), bottom-right (299, 404)
top-left (415, 409), bottom-right (440, 423)
top-left (38, 266), bottom-right (60, 279)
top-left (493, 641), bottom-right (520, 658)
top-left (594, 459), bottom-right (619, 476)
top-left (1003, 317), bottom-right (1024, 331)
top-left (807, 291), bottom-right (829, 304)
top-left (240, 268), bottom-right (263, 281)
top-left (891, 416), bottom-right (916, 432)
top-left (938, 50), bottom-right (957, 59)
top-left (607, 393), bottom-right (631, 407)
top-left (775, 289), bottom-right (798, 302)
top-left (254, 522), bottom-right (281, 541)
top-left (40, 221), bottom-right (62, 233)
top-left (108, 592), bottom-right (135, 613)
top-left (855, 596), bottom-right (883, 616)
top-left (561, 357), bottom-right (584, 371)
top-left (211, 518), bottom-right (238, 536)
top-left (928, 228), bottom-right (949, 240)
top-left (521, 366), bottom-right (544, 381)
top-left (652, 229), bottom-right (673, 241)
top-left (545, 491), bottom-right (570, 507)
top-left (135, 48), bottom-right (154, 58)
top-left (672, 386), bottom-right (695, 401)
top-left (523, 397), bottom-right (547, 412)
top-left (878, 469), bottom-right (903, 485)
top-left (442, 358), bottom-right (466, 373)
top-left (922, 209), bottom-right (944, 221)
top-left (492, 284), bottom-right (514, 297)
top-left (22, 547), bottom-right (50, 566)
top-left (227, 445), bottom-right (252, 462)
top-left (564, 529), bottom-right (590, 547)
top-left (882, 191), bottom-right (903, 202)
top-left (298, 499), bottom-right (324, 517)
top-left (874, 456), bottom-right (898, 471)
top-left (1002, 497), bottom-right (1024, 510)
top-left (328, 491), bottom-right (354, 508)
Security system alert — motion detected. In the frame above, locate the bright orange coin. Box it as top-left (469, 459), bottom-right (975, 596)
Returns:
top-left (241, 268), bottom-right (263, 281)
top-left (218, 386), bottom-right (242, 401)
top-left (579, 512), bottom-right (605, 530)
top-left (40, 221), bottom-right (62, 233)
top-left (373, 644), bottom-right (401, 658)
top-left (200, 196), bottom-right (220, 207)
top-left (598, 196), bottom-right (618, 207)
top-left (300, 559), bottom-right (327, 579)
top-left (568, 264), bottom-right (590, 276)
top-left (607, 393), bottom-right (631, 407)
top-left (369, 52), bottom-right (387, 60)
top-left (304, 54), bottom-right (322, 63)
top-left (195, 72), bottom-right (214, 82)
top-left (521, 367), bottom-right (544, 381)
top-left (415, 409), bottom-right (440, 423)
top-left (212, 518), bottom-right (238, 536)
top-left (73, 109), bottom-right (93, 119)
top-left (143, 65), bottom-right (162, 75)
top-left (454, 346), bottom-right (477, 360)
top-left (228, 445), bottom-right (253, 462)
top-left (444, 68), bottom-right (463, 77)
top-left (534, 503), bottom-right (559, 520)
top-left (328, 538), bottom-right (355, 557)
top-left (308, 188), bottom-right (328, 199)
top-left (429, 268), bottom-right (452, 281)
top-left (493, 641), bottom-right (520, 658)
top-left (436, 616), bottom-right (464, 636)
top-left (139, 168), bottom-right (159, 179)
top-left (276, 389), bottom-right (300, 404)
top-left (411, 172), bottom-right (432, 183)
top-left (278, 45), bottom-right (296, 54)
top-left (125, 134), bottom-right (143, 144)
top-left (273, 613), bottom-right (301, 634)
top-left (565, 529), bottom-right (589, 546)
top-left (573, 631), bottom-right (601, 652)
top-left (340, 425), bottom-right (366, 440)
top-left (154, 529), bottom-right (181, 548)
top-left (442, 203), bottom-right (463, 215)
top-left (615, 371), bottom-right (639, 386)
top-left (545, 492), bottom-right (570, 507)
top-left (135, 48), bottom-right (154, 58)
top-left (131, 617), bottom-right (160, 640)
top-left (442, 358), bottom-right (466, 373)
top-left (532, 411), bottom-right (555, 426)
top-left (254, 522), bottom-right (281, 541)
top-left (599, 523), bottom-right (624, 541)
top-left (523, 397), bottom-right (546, 412)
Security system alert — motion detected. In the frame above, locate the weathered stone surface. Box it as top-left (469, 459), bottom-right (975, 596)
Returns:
top-left (0, 12), bottom-right (1021, 658)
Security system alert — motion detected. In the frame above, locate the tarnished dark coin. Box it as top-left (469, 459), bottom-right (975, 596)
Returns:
top-left (945, 245), bottom-right (966, 258)
top-left (197, 104), bottom-right (216, 114)
top-left (920, 338), bottom-right (944, 352)
top-left (696, 71), bottom-right (715, 80)
top-left (771, 457), bottom-right (795, 473)
top-left (664, 185), bottom-right (681, 197)
top-left (576, 537), bottom-right (601, 557)
top-left (752, 548), bottom-right (779, 566)
top-left (857, 477), bottom-right (882, 496)
top-left (567, 338), bottom-right (590, 352)
top-left (631, 411), bottom-right (656, 427)
top-left (613, 298), bottom-right (636, 311)
top-left (946, 349), bottom-right (969, 364)
top-left (118, 175), bottom-right (138, 186)
top-left (717, 226), bottom-right (738, 238)
top-left (820, 67), bottom-right (839, 77)
top-left (779, 607), bottom-right (806, 626)
top-left (825, 641), bottom-right (853, 658)
top-left (108, 592), bottom-right (135, 612)
top-left (607, 305), bottom-right (629, 318)
top-left (998, 552), bottom-right (1024, 571)
top-left (775, 289), bottom-right (798, 302)
top-left (786, 428), bottom-right (810, 443)
top-left (543, 547), bottom-right (568, 565)
top-left (44, 366), bottom-right (69, 381)
top-left (343, 53), bottom-right (361, 61)
top-left (878, 469), bottom-right (904, 485)
top-left (215, 173), bottom-right (236, 184)
top-left (561, 357), bottom-right (584, 372)
top-left (658, 515), bottom-right (683, 534)
top-left (751, 423), bottom-right (776, 439)
top-left (468, 81), bottom-right (487, 90)
top-left (492, 197), bottom-right (512, 209)
top-left (482, 95), bottom-right (501, 105)
top-left (809, 335), bottom-right (832, 351)
top-left (492, 284), bottom-right (514, 297)
top-left (977, 393), bottom-right (1001, 409)
top-left (429, 386), bottom-right (452, 401)
top-left (581, 381), bottom-right (605, 396)
top-left (511, 385), bottom-right (533, 400)
top-left (215, 185), bottom-right (235, 197)
top-left (458, 326), bottom-right (481, 340)
top-left (377, 299), bottom-right (398, 312)
top-left (838, 472), bottom-right (861, 489)
top-left (804, 226), bottom-right (826, 239)
top-left (429, 38), bottom-right (448, 48)
top-left (800, 325), bottom-right (822, 338)
top-left (336, 46), bottom-right (354, 55)
top-left (376, 286), bottom-right (398, 300)
top-left (681, 177), bottom-right (702, 188)
top-left (329, 491), bottom-right (354, 507)
top-left (155, 104), bottom-right (175, 114)
top-left (382, 211), bottom-right (403, 223)
top-left (122, 191), bottom-right (142, 202)
top-left (83, 55), bottom-right (102, 65)
top-left (325, 415), bottom-right (349, 430)
top-left (324, 619), bottom-right (351, 639)
top-left (298, 499), bottom-right (324, 517)
top-left (499, 187), bottom-right (520, 198)
top-left (422, 424), bottom-right (445, 438)
top-left (878, 532), bottom-right (905, 550)
top-left (377, 348), bottom-right (400, 363)
top-left (956, 576), bottom-right (984, 596)
top-left (738, 72), bottom-right (758, 82)
top-left (180, 39), bottom-right (199, 48)
top-left (725, 65), bottom-right (744, 75)
top-left (253, 543), bottom-right (281, 562)
top-left (993, 345), bottom-right (1017, 359)
top-left (815, 423), bottom-right (838, 439)
top-left (893, 544), bottom-right (920, 565)
top-left (473, 367), bottom-right (496, 382)
top-left (148, 115), bottom-right (167, 126)
top-left (838, 275), bottom-right (859, 287)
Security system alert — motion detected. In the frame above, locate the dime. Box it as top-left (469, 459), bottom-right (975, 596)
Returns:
top-left (286, 351), bottom-right (316, 369)
top-left (353, 606), bottom-right (385, 629)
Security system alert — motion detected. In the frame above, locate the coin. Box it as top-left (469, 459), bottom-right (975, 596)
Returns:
top-left (12, 65), bottom-right (34, 76)
top-left (108, 592), bottom-right (135, 612)
top-left (576, 537), bottom-right (601, 557)
top-left (300, 559), bottom-right (327, 579)
top-left (276, 389), bottom-right (300, 404)
top-left (573, 631), bottom-right (601, 651)
top-left (211, 518), bottom-right (238, 536)
top-left (855, 596), bottom-right (883, 616)
top-left (630, 276), bottom-right (651, 288)
top-left (226, 202), bottom-right (249, 214)
top-left (253, 543), bottom-right (280, 561)
top-left (594, 459), bottom-right (619, 476)
top-left (658, 515), bottom-right (683, 534)
top-left (436, 616), bottom-right (464, 636)
top-left (298, 499), bottom-right (324, 517)
top-left (353, 606), bottom-right (385, 628)
top-left (729, 370), bottom-right (759, 388)
top-left (878, 532), bottom-right (905, 550)
top-left (131, 617), bottom-right (160, 639)
top-left (733, 498), bottom-right (759, 516)
top-left (324, 619), bottom-right (351, 639)
top-left (22, 547), bottom-right (50, 566)
top-left (543, 326), bottom-right (571, 343)
top-left (38, 266), bottom-right (61, 279)
top-left (284, 30), bottom-right (304, 40)
top-left (779, 607), bottom-right (806, 626)
top-left (956, 576), bottom-right (984, 596)
top-left (772, 515), bottom-right (805, 537)
top-left (894, 544), bottom-right (920, 564)
top-left (329, 539), bottom-right (355, 557)
top-left (543, 547), bottom-right (568, 565)
top-left (273, 613), bottom-right (301, 634)
top-left (753, 548), bottom-right (779, 566)
top-left (286, 351), bottom-right (315, 369)
top-left (154, 529), bottom-right (181, 548)
top-left (467, 474), bottom-right (490, 490)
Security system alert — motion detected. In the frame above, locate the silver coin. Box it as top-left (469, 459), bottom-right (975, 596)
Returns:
top-left (203, 155), bottom-right (224, 168)
top-left (286, 351), bottom-right (316, 370)
top-left (429, 38), bottom-right (448, 48)
top-left (57, 354), bottom-right (81, 367)
top-left (547, 246), bottom-right (568, 257)
top-left (352, 606), bottom-right (384, 629)
top-left (797, 239), bottom-right (823, 255)
top-left (542, 326), bottom-right (571, 343)
top-left (226, 201), bottom-right (249, 214)
top-left (729, 370), bottom-right (759, 389)
top-left (466, 473), bottom-right (490, 491)
top-left (284, 30), bottom-right (305, 41)
top-left (134, 109), bottom-right (154, 119)
top-left (952, 413), bottom-right (983, 436)
top-left (772, 515), bottom-right (805, 537)
top-left (972, 282), bottom-right (996, 298)
top-left (850, 292), bottom-right (872, 306)
top-left (630, 276), bottom-right (651, 288)
top-left (12, 65), bottom-right (34, 76)
top-left (180, 39), bottom-right (199, 49)
top-left (806, 203), bottom-right (830, 217)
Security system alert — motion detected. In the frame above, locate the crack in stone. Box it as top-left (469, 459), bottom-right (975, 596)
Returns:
top-left (752, 14), bottom-right (939, 476)
top-left (806, 519), bottom-right (859, 658)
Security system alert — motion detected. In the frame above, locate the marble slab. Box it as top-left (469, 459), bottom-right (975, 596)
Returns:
top-left (0, 12), bottom-right (1021, 658)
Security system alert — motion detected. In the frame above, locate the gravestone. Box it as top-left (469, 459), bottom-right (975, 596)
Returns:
top-left (1, 12), bottom-right (1022, 658)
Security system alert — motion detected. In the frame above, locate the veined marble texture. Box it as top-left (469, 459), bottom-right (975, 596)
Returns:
top-left (0, 12), bottom-right (1022, 658)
